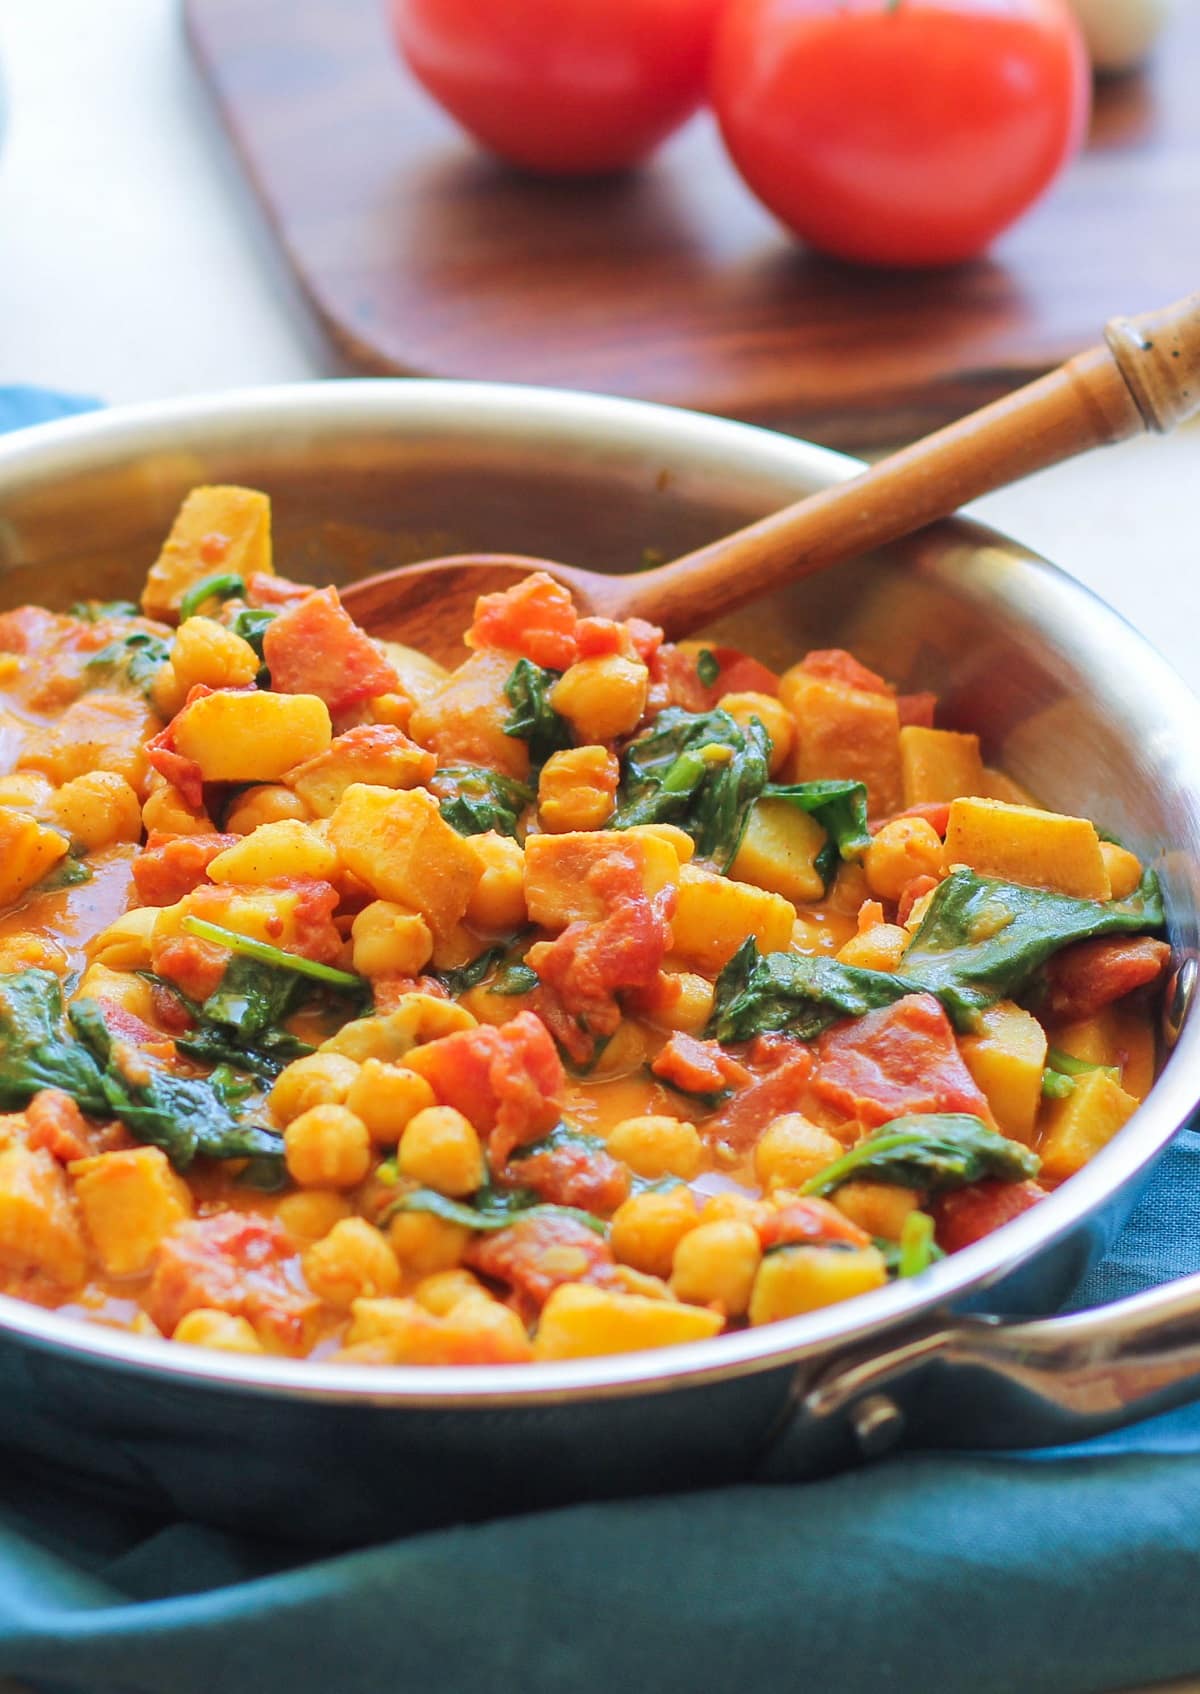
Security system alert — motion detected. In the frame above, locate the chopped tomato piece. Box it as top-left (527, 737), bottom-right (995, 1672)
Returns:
top-left (503, 1140), bottom-right (631, 1215)
top-left (405, 1011), bottom-right (566, 1165)
top-left (371, 974), bottom-right (449, 1010)
top-left (802, 648), bottom-right (890, 695)
top-left (856, 899), bottom-right (886, 934)
top-left (148, 1214), bottom-right (319, 1352)
top-left (896, 873), bottom-right (941, 926)
top-left (646, 642), bottom-right (779, 716)
top-left (624, 618), bottom-right (664, 665)
top-left (1041, 937), bottom-right (1171, 1023)
top-left (712, 648), bottom-right (780, 697)
top-left (468, 572), bottom-right (578, 671)
top-left (25, 1091), bottom-right (94, 1164)
top-left (813, 994), bottom-right (994, 1129)
top-left (244, 573), bottom-right (313, 608)
top-left (262, 586), bottom-right (398, 716)
top-left (935, 1179), bottom-right (1046, 1253)
top-left (466, 1213), bottom-right (618, 1315)
top-left (651, 1032), bottom-right (752, 1098)
top-left (145, 729), bottom-right (205, 811)
top-left (897, 691), bottom-right (937, 729)
top-left (132, 831), bottom-right (239, 906)
top-left (757, 1196), bottom-right (871, 1250)
top-left (707, 1048), bottom-right (816, 1151)
top-left (873, 801), bottom-right (952, 838)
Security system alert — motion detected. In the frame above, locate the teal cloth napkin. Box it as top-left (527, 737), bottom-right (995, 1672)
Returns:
top-left (1, 387), bottom-right (1198, 1694)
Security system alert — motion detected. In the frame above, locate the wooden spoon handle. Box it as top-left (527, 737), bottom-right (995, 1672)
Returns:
top-left (608, 290), bottom-right (1200, 638)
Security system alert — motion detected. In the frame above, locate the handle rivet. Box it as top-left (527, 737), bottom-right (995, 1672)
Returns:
top-left (850, 1393), bottom-right (905, 1458)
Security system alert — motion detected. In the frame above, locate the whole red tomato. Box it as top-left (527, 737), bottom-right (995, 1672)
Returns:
top-left (711, 0), bottom-right (1091, 268)
top-left (391, 0), bottom-right (726, 176)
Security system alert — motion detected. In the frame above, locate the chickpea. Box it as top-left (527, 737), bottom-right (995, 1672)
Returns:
top-left (142, 780), bottom-right (213, 836)
top-left (717, 691), bottom-right (794, 776)
top-left (149, 661), bottom-right (186, 720)
top-left (538, 746), bottom-right (619, 833)
top-left (270, 1053), bottom-right (361, 1125)
top-left (224, 784), bottom-right (311, 835)
top-left (836, 923), bottom-right (910, 972)
top-left (173, 1310), bottom-right (263, 1352)
top-left (550, 654), bottom-right (648, 742)
top-left (386, 1210), bottom-right (470, 1276)
top-left (350, 901), bottom-right (434, 978)
top-left (398, 1106), bottom-right (485, 1197)
top-left (275, 1189), bottom-right (353, 1243)
top-left (609, 1185), bottom-right (698, 1278)
top-left (640, 971), bottom-right (714, 1034)
top-left (346, 1059), bottom-right (437, 1146)
top-left (606, 1115), bottom-right (704, 1181)
top-left (302, 1218), bottom-right (401, 1308)
top-left (864, 817), bottom-right (944, 904)
top-left (670, 1220), bottom-right (762, 1316)
top-left (697, 1192), bottom-right (773, 1232)
top-left (172, 616), bottom-right (260, 693)
top-left (284, 1104), bottom-right (373, 1189)
top-left (589, 1021), bottom-right (647, 1079)
top-left (412, 1268), bottom-right (489, 1316)
top-left (464, 832), bottom-right (528, 931)
top-left (834, 1181), bottom-right (921, 1241)
top-left (1100, 840), bottom-right (1143, 900)
top-left (51, 770), bottom-right (143, 850)
top-left (754, 1114), bottom-right (844, 1194)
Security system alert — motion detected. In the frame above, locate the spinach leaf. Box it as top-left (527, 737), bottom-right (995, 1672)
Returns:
top-left (433, 764), bottom-right (533, 838)
top-left (0, 970), bottom-right (108, 1114)
top-left (229, 606), bottom-right (277, 660)
top-left (383, 1187), bottom-right (605, 1235)
top-left (802, 1112), bottom-right (1040, 1197)
top-left (180, 916), bottom-right (367, 992)
top-left (431, 943), bottom-right (509, 999)
top-left (760, 777), bottom-right (871, 883)
top-left (492, 962), bottom-right (539, 996)
top-left (503, 658), bottom-right (572, 767)
top-left (611, 707), bottom-right (771, 870)
top-left (902, 867), bottom-right (1165, 1029)
top-left (69, 999), bottom-right (285, 1181)
top-left (35, 852), bottom-right (92, 892)
top-left (178, 572), bottom-right (245, 624)
top-left (696, 648), bottom-right (720, 688)
top-left (166, 955), bottom-right (316, 1079)
top-left (708, 938), bottom-right (915, 1043)
top-left (69, 599), bottom-right (141, 623)
top-left (84, 630), bottom-right (171, 697)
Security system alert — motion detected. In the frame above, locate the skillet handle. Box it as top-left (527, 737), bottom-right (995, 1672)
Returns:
top-left (757, 1272), bottom-right (1200, 1480)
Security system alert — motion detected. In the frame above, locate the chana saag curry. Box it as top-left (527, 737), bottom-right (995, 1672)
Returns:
top-left (0, 485), bottom-right (1168, 1365)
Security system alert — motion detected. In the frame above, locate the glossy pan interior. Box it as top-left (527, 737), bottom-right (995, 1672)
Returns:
top-left (0, 382), bottom-right (1197, 1541)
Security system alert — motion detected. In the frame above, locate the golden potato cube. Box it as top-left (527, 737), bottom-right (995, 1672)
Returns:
top-left (155, 884), bottom-right (314, 957)
top-left (833, 1182), bottom-right (921, 1241)
top-left (206, 819), bottom-right (338, 885)
top-left (979, 766), bottom-right (1038, 807)
top-left (943, 797), bottom-right (1111, 900)
top-left (836, 924), bottom-right (910, 972)
top-left (671, 864), bottom-right (796, 971)
top-left (286, 731), bottom-right (436, 819)
top-left (0, 810), bottom-right (68, 906)
top-left (327, 784), bottom-right (483, 938)
top-left (19, 694), bottom-right (156, 795)
top-left (728, 798), bottom-right (827, 904)
top-left (71, 1146), bottom-right (193, 1277)
top-left (1105, 1006), bottom-right (1156, 1103)
top-left (959, 1000), bottom-right (1048, 1144)
top-left (407, 650), bottom-right (532, 782)
top-left (550, 654), bottom-right (648, 743)
top-left (376, 641), bottom-right (450, 710)
top-left (899, 726), bottom-right (985, 806)
top-left (141, 485), bottom-right (272, 622)
top-left (1100, 841), bottom-right (1143, 900)
top-left (778, 667), bottom-right (902, 816)
top-left (524, 829), bottom-right (679, 929)
top-left (1039, 1068), bottom-right (1139, 1180)
top-left (534, 1283), bottom-right (723, 1359)
top-left (172, 689), bottom-right (332, 784)
top-left (0, 1145), bottom-right (86, 1287)
top-left (748, 1243), bottom-right (888, 1324)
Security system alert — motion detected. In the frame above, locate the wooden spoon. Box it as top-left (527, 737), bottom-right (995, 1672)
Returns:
top-left (343, 292), bottom-right (1200, 662)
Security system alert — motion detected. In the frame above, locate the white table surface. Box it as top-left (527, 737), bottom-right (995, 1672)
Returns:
top-left (1, 6), bottom-right (1200, 1694)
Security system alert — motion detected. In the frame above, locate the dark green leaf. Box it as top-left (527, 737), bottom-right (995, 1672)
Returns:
top-left (84, 630), bottom-right (171, 697)
top-left (383, 1187), bottom-right (606, 1235)
top-left (902, 867), bottom-right (1165, 1030)
top-left (229, 606), bottom-right (277, 660)
top-left (708, 938), bottom-right (915, 1043)
top-left (169, 954), bottom-right (316, 1079)
top-left (503, 658), bottom-right (572, 767)
top-left (877, 1225), bottom-right (946, 1277)
top-left (69, 999), bottom-right (285, 1179)
top-left (432, 944), bottom-right (509, 999)
top-left (802, 1112), bottom-right (1040, 1197)
top-left (696, 648), bottom-right (720, 687)
top-left (433, 764), bottom-right (533, 838)
top-left (492, 963), bottom-right (539, 996)
top-left (35, 852), bottom-right (92, 892)
top-left (761, 778), bottom-right (871, 882)
top-left (180, 916), bottom-right (368, 992)
top-left (0, 970), bottom-right (108, 1114)
top-left (611, 706), bottom-right (771, 870)
top-left (69, 599), bottom-right (140, 623)
top-left (178, 572), bottom-right (246, 624)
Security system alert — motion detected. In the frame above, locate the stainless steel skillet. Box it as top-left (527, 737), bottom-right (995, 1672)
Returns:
top-left (0, 380), bottom-right (1197, 1545)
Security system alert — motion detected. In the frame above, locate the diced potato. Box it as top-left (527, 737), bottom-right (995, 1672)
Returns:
top-left (899, 726), bottom-right (985, 806)
top-left (550, 654), bottom-right (648, 743)
top-left (1100, 841), bottom-right (1143, 900)
top-left (778, 667), bottom-right (902, 815)
top-left (171, 689), bottom-right (332, 784)
top-left (943, 797), bottom-right (1111, 900)
top-left (285, 729), bottom-right (436, 818)
top-left (171, 616), bottom-right (260, 693)
top-left (728, 799), bottom-right (826, 904)
top-left (70, 1147), bottom-right (193, 1277)
top-left (671, 864), bottom-right (796, 972)
top-left (748, 1243), bottom-right (888, 1324)
top-left (1039, 1068), bottom-right (1139, 1180)
top-left (538, 745), bottom-right (618, 833)
top-left (141, 485), bottom-right (272, 622)
top-left (74, 963), bottom-right (157, 1022)
top-left (19, 694), bottom-right (156, 795)
top-left (833, 1181), bottom-right (921, 1241)
top-left (0, 1145), bottom-right (86, 1287)
top-left (376, 641), bottom-right (451, 710)
top-left (327, 784), bottom-right (482, 937)
top-left (959, 1000), bottom-right (1048, 1143)
top-left (154, 883), bottom-right (319, 958)
top-left (609, 1185), bottom-right (699, 1278)
top-left (635, 970), bottom-right (714, 1034)
top-left (524, 829), bottom-right (679, 929)
top-left (407, 650), bottom-right (531, 781)
top-left (836, 924), bottom-right (909, 972)
top-left (534, 1282), bottom-right (723, 1359)
top-left (1053, 1008), bottom-right (1156, 1103)
top-left (0, 772), bottom-right (54, 816)
top-left (320, 996), bottom-right (476, 1063)
top-left (979, 766), bottom-right (1038, 807)
top-left (0, 810), bottom-right (68, 906)
top-left (206, 819), bottom-right (338, 885)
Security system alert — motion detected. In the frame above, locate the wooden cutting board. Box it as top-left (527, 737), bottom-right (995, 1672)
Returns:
top-left (185, 0), bottom-right (1200, 447)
